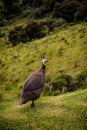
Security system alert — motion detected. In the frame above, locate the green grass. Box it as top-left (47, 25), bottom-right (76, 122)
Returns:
top-left (0, 22), bottom-right (87, 96)
top-left (0, 22), bottom-right (87, 129)
top-left (0, 22), bottom-right (87, 83)
top-left (0, 89), bottom-right (87, 130)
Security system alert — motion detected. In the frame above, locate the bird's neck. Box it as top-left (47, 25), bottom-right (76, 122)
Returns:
top-left (41, 63), bottom-right (46, 74)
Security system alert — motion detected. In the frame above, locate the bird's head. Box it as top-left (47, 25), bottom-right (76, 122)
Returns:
top-left (42, 57), bottom-right (48, 65)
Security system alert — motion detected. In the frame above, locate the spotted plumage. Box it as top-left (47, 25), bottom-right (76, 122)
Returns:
top-left (19, 57), bottom-right (48, 107)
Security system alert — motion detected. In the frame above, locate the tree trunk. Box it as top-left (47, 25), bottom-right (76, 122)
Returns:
top-left (61, 86), bottom-right (66, 94)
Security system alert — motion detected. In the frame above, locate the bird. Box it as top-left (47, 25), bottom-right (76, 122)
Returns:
top-left (19, 57), bottom-right (48, 107)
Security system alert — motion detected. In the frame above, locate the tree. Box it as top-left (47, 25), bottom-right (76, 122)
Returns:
top-left (76, 71), bottom-right (87, 89)
top-left (54, 1), bottom-right (78, 22)
top-left (52, 73), bottom-right (72, 93)
top-left (75, 0), bottom-right (87, 21)
top-left (3, 0), bottom-right (21, 15)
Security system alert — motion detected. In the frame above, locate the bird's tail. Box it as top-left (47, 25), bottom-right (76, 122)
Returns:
top-left (19, 95), bottom-right (27, 105)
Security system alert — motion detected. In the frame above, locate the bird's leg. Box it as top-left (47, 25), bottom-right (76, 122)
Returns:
top-left (31, 100), bottom-right (35, 107)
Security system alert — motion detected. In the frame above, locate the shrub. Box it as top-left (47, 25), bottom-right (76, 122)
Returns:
top-left (8, 25), bottom-right (25, 45)
top-left (11, 2), bottom-right (21, 14)
top-left (46, 75), bottom-right (51, 83)
top-left (20, 6), bottom-right (34, 18)
top-left (42, 17), bottom-right (55, 31)
top-left (54, 1), bottom-right (78, 22)
top-left (45, 71), bottom-right (87, 94)
top-left (52, 18), bottom-right (66, 27)
top-left (41, 0), bottom-right (56, 12)
top-left (0, 11), bottom-right (7, 26)
top-left (8, 20), bottom-right (49, 45)
top-left (76, 71), bottom-right (87, 89)
top-left (75, 1), bottom-right (87, 21)
top-left (43, 84), bottom-right (51, 96)
top-left (52, 90), bottom-right (61, 96)
top-left (0, 32), bottom-right (5, 37)
top-left (0, 0), bottom-right (4, 8)
top-left (52, 73), bottom-right (73, 93)
top-left (68, 79), bottom-right (79, 91)
top-left (26, 21), bottom-right (45, 39)
top-left (34, 6), bottom-right (46, 18)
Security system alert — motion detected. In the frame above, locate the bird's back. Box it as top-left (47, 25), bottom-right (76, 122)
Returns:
top-left (23, 69), bottom-right (45, 91)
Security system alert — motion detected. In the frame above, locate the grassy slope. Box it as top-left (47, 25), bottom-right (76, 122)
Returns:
top-left (0, 22), bottom-right (87, 90)
top-left (0, 22), bottom-right (87, 129)
top-left (0, 89), bottom-right (87, 130)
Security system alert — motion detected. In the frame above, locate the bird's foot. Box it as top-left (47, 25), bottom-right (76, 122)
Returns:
top-left (31, 102), bottom-right (35, 107)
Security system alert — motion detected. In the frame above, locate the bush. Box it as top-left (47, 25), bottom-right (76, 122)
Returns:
top-left (52, 90), bottom-right (61, 96)
top-left (20, 6), bottom-right (34, 18)
top-left (46, 75), bottom-right (51, 83)
top-left (11, 2), bottom-right (21, 14)
top-left (68, 79), bottom-right (79, 91)
top-left (52, 18), bottom-right (66, 27)
top-left (0, 32), bottom-right (5, 37)
top-left (52, 73), bottom-right (72, 93)
top-left (8, 20), bottom-right (49, 45)
top-left (8, 25), bottom-right (24, 46)
top-left (53, 74), bottom-right (67, 91)
top-left (75, 1), bottom-right (87, 21)
top-left (76, 71), bottom-right (87, 89)
top-left (41, 0), bottom-right (56, 12)
top-left (54, 1), bottom-right (78, 22)
top-left (34, 6), bottom-right (47, 18)
top-left (43, 84), bottom-right (51, 96)
top-left (0, 11), bottom-right (7, 26)
top-left (25, 21), bottom-right (49, 40)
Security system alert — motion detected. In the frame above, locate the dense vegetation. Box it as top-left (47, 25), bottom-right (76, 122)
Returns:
top-left (0, 0), bottom-right (87, 129)
top-left (0, 0), bottom-right (87, 25)
top-left (0, 0), bottom-right (87, 45)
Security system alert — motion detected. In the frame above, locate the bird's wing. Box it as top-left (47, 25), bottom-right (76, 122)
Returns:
top-left (22, 72), bottom-right (45, 92)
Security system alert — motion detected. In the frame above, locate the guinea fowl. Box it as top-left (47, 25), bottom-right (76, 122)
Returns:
top-left (19, 57), bottom-right (48, 107)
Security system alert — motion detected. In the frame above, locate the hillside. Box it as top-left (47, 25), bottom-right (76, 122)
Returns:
top-left (0, 22), bottom-right (87, 95)
top-left (0, 1), bottom-right (87, 130)
top-left (0, 88), bottom-right (87, 130)
top-left (0, 7), bottom-right (87, 129)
